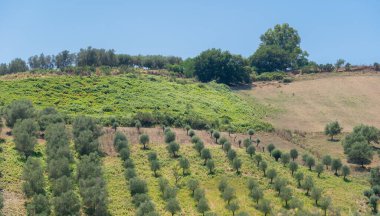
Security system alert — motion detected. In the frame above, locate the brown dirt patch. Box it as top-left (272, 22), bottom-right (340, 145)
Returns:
top-left (240, 74), bottom-right (380, 132)
top-left (2, 190), bottom-right (26, 216)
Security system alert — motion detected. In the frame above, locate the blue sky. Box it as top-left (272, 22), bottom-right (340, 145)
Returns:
top-left (0, 0), bottom-right (379, 64)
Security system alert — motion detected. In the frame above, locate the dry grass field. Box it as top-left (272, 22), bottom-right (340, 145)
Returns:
top-left (238, 73), bottom-right (380, 132)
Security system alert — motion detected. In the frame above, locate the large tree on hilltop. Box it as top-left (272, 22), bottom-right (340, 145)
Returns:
top-left (194, 48), bottom-right (251, 85)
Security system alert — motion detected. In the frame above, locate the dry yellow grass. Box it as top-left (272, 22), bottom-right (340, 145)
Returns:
top-left (238, 74), bottom-right (380, 132)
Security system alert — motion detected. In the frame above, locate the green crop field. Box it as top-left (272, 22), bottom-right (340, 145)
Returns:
top-left (0, 74), bottom-right (272, 131)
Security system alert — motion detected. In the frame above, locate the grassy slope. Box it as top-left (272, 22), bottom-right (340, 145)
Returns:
top-left (0, 74), bottom-right (271, 131)
top-left (103, 142), bottom-right (369, 215)
top-left (0, 139), bottom-right (47, 216)
top-left (238, 74), bottom-right (380, 132)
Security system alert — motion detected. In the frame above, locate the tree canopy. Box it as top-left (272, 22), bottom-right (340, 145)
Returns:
top-left (193, 48), bottom-right (251, 85)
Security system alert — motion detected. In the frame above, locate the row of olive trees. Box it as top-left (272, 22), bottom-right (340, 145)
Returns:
top-left (364, 168), bottom-right (380, 213)
top-left (73, 116), bottom-right (109, 216)
top-left (187, 178), bottom-right (211, 216)
top-left (45, 123), bottom-right (81, 215)
top-left (113, 131), bottom-right (159, 215)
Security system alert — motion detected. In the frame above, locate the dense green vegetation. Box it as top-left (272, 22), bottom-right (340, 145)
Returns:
top-left (0, 75), bottom-right (272, 131)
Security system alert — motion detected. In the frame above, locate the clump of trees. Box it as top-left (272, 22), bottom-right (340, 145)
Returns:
top-left (343, 124), bottom-right (379, 167)
top-left (193, 49), bottom-right (251, 85)
top-left (250, 23), bottom-right (308, 73)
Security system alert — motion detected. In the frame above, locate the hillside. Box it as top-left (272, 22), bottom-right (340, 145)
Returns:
top-left (237, 73), bottom-right (380, 132)
top-left (0, 127), bottom-right (370, 215)
top-left (0, 74), bottom-right (271, 131)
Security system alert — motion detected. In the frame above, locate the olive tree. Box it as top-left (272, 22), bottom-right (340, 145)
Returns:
top-left (206, 159), bottom-right (215, 174)
top-left (289, 161), bottom-right (298, 176)
top-left (316, 164), bottom-right (324, 177)
top-left (322, 155), bottom-right (332, 170)
top-left (267, 168), bottom-right (277, 183)
top-left (201, 149), bottom-right (212, 165)
top-left (331, 158), bottom-right (342, 175)
top-left (139, 134), bottom-right (150, 150)
top-left (179, 157), bottom-right (190, 175)
top-left (4, 99), bottom-right (35, 128)
top-left (324, 121), bottom-right (342, 141)
top-left (167, 142), bottom-right (180, 158)
top-left (290, 149), bottom-right (298, 161)
top-left (13, 119), bottom-right (39, 157)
